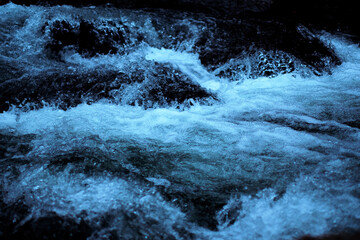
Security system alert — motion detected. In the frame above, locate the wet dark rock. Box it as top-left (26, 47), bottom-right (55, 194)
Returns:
top-left (343, 121), bottom-right (360, 130)
top-left (0, 195), bottom-right (93, 240)
top-left (46, 19), bottom-right (128, 58)
top-left (0, 60), bottom-right (24, 84)
top-left (214, 50), bottom-right (296, 80)
top-left (257, 114), bottom-right (358, 139)
top-left (0, 64), bottom-right (215, 112)
top-left (195, 18), bottom-right (340, 75)
top-left (0, 198), bottom-right (31, 240)
top-left (134, 64), bottom-right (214, 108)
top-left (157, 181), bottom-right (253, 230)
top-left (0, 193), bottom-right (194, 240)
top-left (253, 51), bottom-right (295, 77)
top-left (124, 142), bottom-right (178, 177)
top-left (78, 20), bottom-right (127, 57)
top-left (45, 20), bottom-right (78, 57)
top-left (161, 188), bottom-right (226, 230)
top-left (47, 147), bottom-right (138, 178)
top-left (8, 214), bottom-right (93, 240)
top-left (146, 16), bottom-right (196, 50)
top-left (4, 2), bottom-right (345, 76)
top-left (108, 209), bottom-right (195, 240)
top-left (0, 133), bottom-right (35, 160)
top-left (0, 68), bottom-right (122, 112)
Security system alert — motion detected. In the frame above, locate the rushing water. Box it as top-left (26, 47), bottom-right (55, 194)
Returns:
top-left (0, 3), bottom-right (360, 240)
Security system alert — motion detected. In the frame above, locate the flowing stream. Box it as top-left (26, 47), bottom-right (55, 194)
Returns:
top-left (0, 3), bottom-right (360, 240)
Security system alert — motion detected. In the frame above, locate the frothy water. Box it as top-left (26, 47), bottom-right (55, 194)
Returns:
top-left (1, 3), bottom-right (360, 239)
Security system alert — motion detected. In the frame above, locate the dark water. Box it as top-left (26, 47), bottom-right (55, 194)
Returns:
top-left (0, 2), bottom-right (360, 240)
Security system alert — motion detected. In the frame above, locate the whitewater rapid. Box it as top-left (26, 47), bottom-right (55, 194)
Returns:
top-left (0, 3), bottom-right (360, 240)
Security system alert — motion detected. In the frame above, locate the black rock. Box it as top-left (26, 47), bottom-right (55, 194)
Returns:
top-left (9, 214), bottom-right (93, 240)
top-left (160, 188), bottom-right (227, 230)
top-left (0, 59), bottom-right (24, 84)
top-left (78, 20), bottom-right (127, 57)
top-left (0, 64), bottom-right (215, 112)
top-left (45, 19), bottom-right (128, 58)
top-left (0, 133), bottom-right (35, 160)
top-left (0, 198), bottom-right (30, 240)
top-left (214, 50), bottom-right (296, 80)
top-left (0, 194), bottom-right (93, 240)
top-left (0, 68), bottom-right (123, 112)
top-left (133, 64), bottom-right (215, 108)
top-left (46, 20), bottom-right (79, 57)
top-left (195, 18), bottom-right (340, 75)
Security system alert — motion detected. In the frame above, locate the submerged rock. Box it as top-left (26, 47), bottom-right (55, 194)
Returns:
top-left (0, 198), bottom-right (31, 240)
top-left (159, 185), bottom-right (233, 230)
top-left (0, 60), bottom-right (24, 84)
top-left (0, 133), bottom-right (35, 160)
top-left (0, 64), bottom-right (215, 112)
top-left (8, 213), bottom-right (93, 240)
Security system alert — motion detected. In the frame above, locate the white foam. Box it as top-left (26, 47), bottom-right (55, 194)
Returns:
top-left (3, 166), bottom-right (191, 239)
top-left (145, 47), bottom-right (222, 91)
top-left (206, 174), bottom-right (360, 240)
